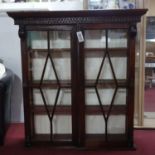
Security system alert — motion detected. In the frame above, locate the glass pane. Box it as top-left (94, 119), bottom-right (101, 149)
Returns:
top-left (108, 29), bottom-right (127, 48)
top-left (85, 30), bottom-right (106, 48)
top-left (110, 57), bottom-right (127, 79)
top-left (85, 88), bottom-right (98, 105)
top-left (85, 58), bottom-right (125, 80)
top-left (50, 31), bottom-right (70, 49)
top-left (34, 115), bottom-right (72, 134)
top-left (33, 88), bottom-right (71, 106)
top-left (86, 115), bottom-right (105, 134)
top-left (30, 51), bottom-right (71, 81)
top-left (28, 31), bottom-right (47, 49)
top-left (34, 115), bottom-right (50, 134)
top-left (85, 88), bottom-right (117, 106)
top-left (114, 88), bottom-right (126, 105)
top-left (108, 30), bottom-right (127, 80)
top-left (107, 115), bottom-right (126, 134)
top-left (52, 56), bottom-right (71, 80)
top-left (86, 115), bottom-right (126, 134)
top-left (85, 57), bottom-right (103, 80)
top-left (31, 53), bottom-right (51, 81)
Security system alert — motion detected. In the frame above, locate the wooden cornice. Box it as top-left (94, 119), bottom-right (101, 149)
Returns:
top-left (8, 9), bottom-right (148, 25)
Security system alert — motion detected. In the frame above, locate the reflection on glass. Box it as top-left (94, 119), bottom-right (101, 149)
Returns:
top-left (144, 17), bottom-right (155, 127)
top-left (108, 29), bottom-right (127, 48)
top-left (28, 31), bottom-right (47, 49)
top-left (85, 30), bottom-right (106, 48)
top-left (84, 29), bottom-right (127, 48)
top-left (50, 31), bottom-right (70, 49)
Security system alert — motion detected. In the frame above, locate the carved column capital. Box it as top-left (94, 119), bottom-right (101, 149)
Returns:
top-left (18, 25), bottom-right (26, 39)
top-left (129, 25), bottom-right (137, 37)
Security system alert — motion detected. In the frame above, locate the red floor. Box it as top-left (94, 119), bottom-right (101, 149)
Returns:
top-left (144, 87), bottom-right (155, 112)
top-left (0, 124), bottom-right (155, 155)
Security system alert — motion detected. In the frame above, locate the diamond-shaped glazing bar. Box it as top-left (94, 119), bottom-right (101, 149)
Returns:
top-left (94, 29), bottom-right (118, 142)
top-left (39, 31), bottom-right (61, 141)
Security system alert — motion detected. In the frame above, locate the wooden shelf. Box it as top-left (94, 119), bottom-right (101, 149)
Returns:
top-left (85, 134), bottom-right (127, 148)
top-left (32, 105), bottom-right (126, 115)
top-left (29, 48), bottom-right (127, 58)
top-left (29, 80), bottom-right (71, 89)
top-left (29, 79), bottom-right (128, 88)
top-left (145, 56), bottom-right (155, 63)
top-left (32, 105), bottom-right (71, 115)
top-left (85, 48), bottom-right (127, 57)
top-left (29, 48), bottom-right (70, 58)
top-left (32, 134), bottom-right (72, 145)
top-left (32, 134), bottom-right (127, 148)
top-left (85, 79), bottom-right (127, 88)
top-left (28, 79), bottom-right (127, 89)
top-left (86, 105), bottom-right (126, 115)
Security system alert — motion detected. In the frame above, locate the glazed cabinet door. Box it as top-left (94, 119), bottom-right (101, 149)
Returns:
top-left (26, 26), bottom-right (77, 145)
top-left (80, 25), bottom-right (130, 148)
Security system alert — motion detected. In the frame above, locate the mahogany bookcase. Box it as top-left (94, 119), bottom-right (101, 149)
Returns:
top-left (8, 9), bottom-right (147, 149)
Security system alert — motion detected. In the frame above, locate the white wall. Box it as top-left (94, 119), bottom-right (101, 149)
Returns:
top-left (0, 12), bottom-right (24, 122)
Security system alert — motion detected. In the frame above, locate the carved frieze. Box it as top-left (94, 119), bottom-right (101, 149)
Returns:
top-left (14, 16), bottom-right (140, 25)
